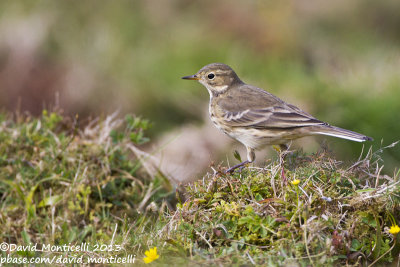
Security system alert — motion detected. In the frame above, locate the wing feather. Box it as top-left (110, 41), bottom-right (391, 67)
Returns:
top-left (216, 85), bottom-right (327, 130)
top-left (222, 107), bottom-right (326, 129)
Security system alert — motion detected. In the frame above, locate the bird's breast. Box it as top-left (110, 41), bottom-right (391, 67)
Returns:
top-left (209, 102), bottom-right (230, 134)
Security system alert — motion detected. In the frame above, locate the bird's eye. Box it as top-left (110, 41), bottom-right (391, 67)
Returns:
top-left (207, 73), bottom-right (215, 80)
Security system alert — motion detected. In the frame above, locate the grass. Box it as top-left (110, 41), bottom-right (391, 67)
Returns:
top-left (0, 111), bottom-right (173, 265)
top-left (0, 111), bottom-right (399, 266)
top-left (162, 147), bottom-right (400, 266)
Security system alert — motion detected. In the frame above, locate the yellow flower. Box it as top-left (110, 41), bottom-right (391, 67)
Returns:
top-left (291, 179), bottom-right (300, 186)
top-left (143, 247), bottom-right (159, 264)
top-left (389, 225), bottom-right (400, 235)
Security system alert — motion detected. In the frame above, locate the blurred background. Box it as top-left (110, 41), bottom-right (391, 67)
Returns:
top-left (0, 0), bottom-right (399, 181)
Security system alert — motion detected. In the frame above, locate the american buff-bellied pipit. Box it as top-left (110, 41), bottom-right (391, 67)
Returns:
top-left (182, 63), bottom-right (373, 173)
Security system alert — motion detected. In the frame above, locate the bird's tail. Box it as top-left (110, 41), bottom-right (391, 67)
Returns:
top-left (313, 125), bottom-right (373, 142)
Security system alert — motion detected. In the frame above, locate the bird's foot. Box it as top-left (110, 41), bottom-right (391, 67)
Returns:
top-left (225, 160), bottom-right (250, 174)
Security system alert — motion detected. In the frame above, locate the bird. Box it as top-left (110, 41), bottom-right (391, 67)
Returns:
top-left (182, 63), bottom-right (373, 173)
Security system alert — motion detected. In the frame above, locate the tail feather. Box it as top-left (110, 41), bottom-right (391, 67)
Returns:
top-left (314, 125), bottom-right (373, 142)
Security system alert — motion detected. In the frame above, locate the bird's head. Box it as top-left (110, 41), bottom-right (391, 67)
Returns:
top-left (182, 63), bottom-right (242, 96)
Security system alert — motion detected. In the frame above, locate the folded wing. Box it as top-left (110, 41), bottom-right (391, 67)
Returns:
top-left (221, 105), bottom-right (327, 130)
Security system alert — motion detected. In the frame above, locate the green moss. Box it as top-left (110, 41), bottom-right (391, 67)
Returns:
top-left (164, 150), bottom-right (400, 266)
top-left (0, 111), bottom-right (173, 265)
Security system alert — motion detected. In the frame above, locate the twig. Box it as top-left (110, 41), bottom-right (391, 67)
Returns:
top-left (375, 165), bottom-right (384, 188)
top-left (194, 230), bottom-right (213, 249)
top-left (246, 251), bottom-right (256, 265)
top-left (368, 241), bottom-right (396, 267)
top-left (304, 220), bottom-right (315, 266)
top-left (137, 182), bottom-right (157, 212)
top-left (110, 223), bottom-right (118, 246)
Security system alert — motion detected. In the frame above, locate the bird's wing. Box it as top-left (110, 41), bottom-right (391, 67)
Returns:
top-left (217, 86), bottom-right (327, 129)
top-left (221, 106), bottom-right (327, 129)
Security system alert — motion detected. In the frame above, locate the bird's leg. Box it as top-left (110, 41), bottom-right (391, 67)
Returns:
top-left (225, 147), bottom-right (255, 174)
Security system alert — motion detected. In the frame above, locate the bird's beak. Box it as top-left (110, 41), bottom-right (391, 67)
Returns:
top-left (181, 74), bottom-right (199, 80)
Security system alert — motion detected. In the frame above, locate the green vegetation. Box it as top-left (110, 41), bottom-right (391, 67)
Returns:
top-left (164, 150), bottom-right (400, 266)
top-left (0, 111), bottom-right (399, 266)
top-left (0, 111), bottom-right (173, 265)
